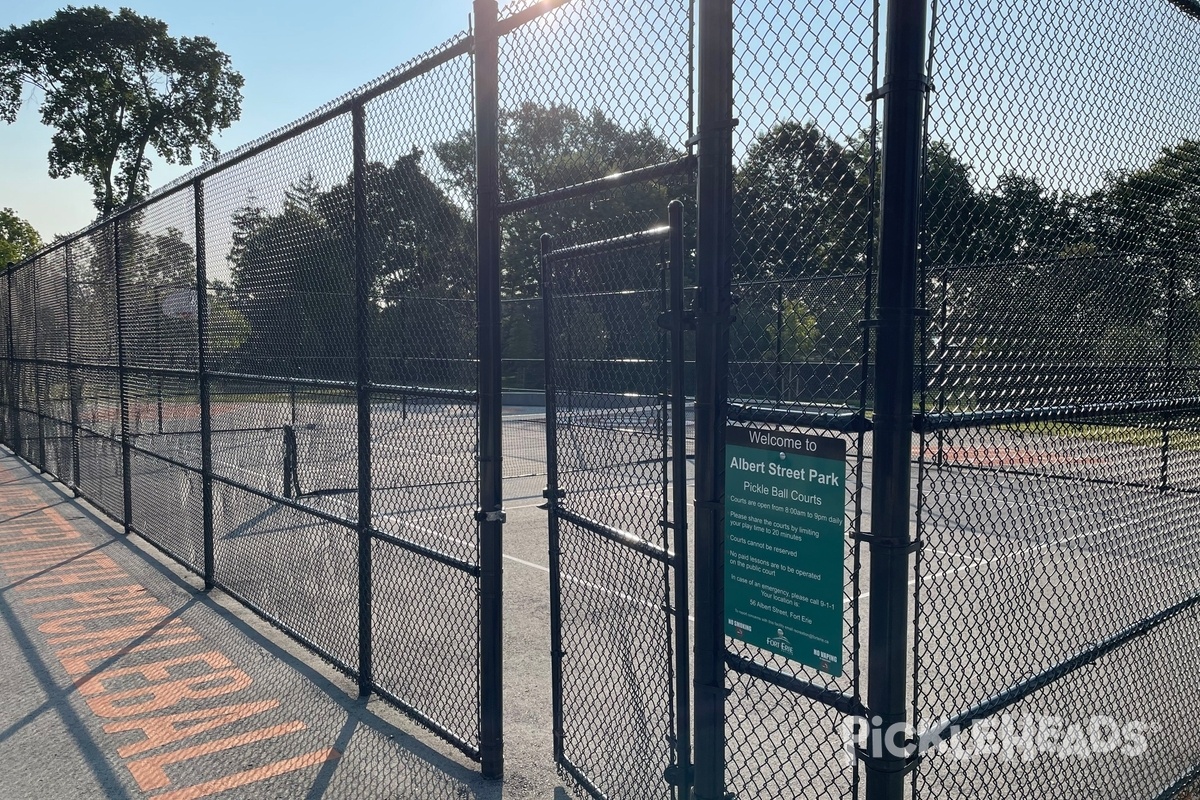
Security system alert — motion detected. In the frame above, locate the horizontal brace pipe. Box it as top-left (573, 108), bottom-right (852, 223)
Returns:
top-left (725, 652), bottom-right (868, 717)
top-left (924, 247), bottom-right (1180, 276)
top-left (931, 459), bottom-right (1200, 496)
top-left (544, 226), bottom-right (672, 263)
top-left (370, 684), bottom-right (483, 762)
top-left (559, 757), bottom-right (610, 800)
top-left (303, 476), bottom-right (475, 495)
top-left (366, 382), bottom-right (479, 402)
top-left (911, 590), bottom-right (1200, 760)
top-left (9, 355), bottom-right (95, 370)
top-left (556, 506), bottom-right (674, 565)
top-left (498, 156), bottom-right (695, 216)
top-left (125, 438), bottom-right (203, 474)
top-left (207, 370), bottom-right (358, 391)
top-left (732, 271), bottom-right (873, 289)
top-left (76, 425), bottom-right (124, 441)
top-left (367, 526), bottom-right (481, 576)
top-left (497, 0), bottom-right (572, 36)
top-left (9, 405), bottom-right (74, 429)
top-left (138, 425), bottom-right (306, 438)
top-left (727, 402), bottom-right (873, 433)
top-left (115, 364), bottom-right (201, 381)
top-left (209, 472), bottom-right (357, 530)
top-left (918, 395), bottom-right (1200, 431)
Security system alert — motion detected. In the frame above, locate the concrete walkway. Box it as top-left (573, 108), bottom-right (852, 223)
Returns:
top-left (0, 447), bottom-right (566, 800)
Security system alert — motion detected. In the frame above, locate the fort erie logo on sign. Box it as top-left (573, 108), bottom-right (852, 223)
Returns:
top-left (724, 426), bottom-right (846, 675)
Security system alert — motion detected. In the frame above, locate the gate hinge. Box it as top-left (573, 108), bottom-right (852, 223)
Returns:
top-left (852, 530), bottom-right (922, 554)
top-left (539, 488), bottom-right (566, 510)
top-left (663, 763), bottom-right (695, 788)
top-left (865, 76), bottom-right (934, 102)
top-left (475, 509), bottom-right (507, 523)
top-left (657, 311), bottom-right (697, 331)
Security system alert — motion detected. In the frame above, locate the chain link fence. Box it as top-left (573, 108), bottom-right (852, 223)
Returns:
top-left (0, 22), bottom-right (494, 766)
top-left (911, 0), bottom-right (1200, 797)
top-left (3, 0), bottom-right (1200, 797)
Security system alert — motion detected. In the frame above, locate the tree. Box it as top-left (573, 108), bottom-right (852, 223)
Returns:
top-left (436, 102), bottom-right (687, 295)
top-left (0, 6), bottom-right (243, 217)
top-left (0, 207), bottom-right (42, 265)
top-left (227, 151), bottom-right (477, 383)
top-left (735, 121), bottom-right (870, 282)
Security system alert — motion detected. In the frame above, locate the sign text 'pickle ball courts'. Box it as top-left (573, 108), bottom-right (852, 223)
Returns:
top-left (724, 426), bottom-right (846, 675)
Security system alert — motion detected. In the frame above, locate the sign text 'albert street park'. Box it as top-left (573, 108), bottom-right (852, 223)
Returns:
top-left (724, 426), bottom-right (846, 675)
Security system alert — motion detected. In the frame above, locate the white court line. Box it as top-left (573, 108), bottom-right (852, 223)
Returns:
top-left (861, 510), bottom-right (1195, 601)
top-left (382, 512), bottom-right (694, 621)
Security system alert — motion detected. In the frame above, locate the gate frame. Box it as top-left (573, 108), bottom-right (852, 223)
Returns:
top-left (540, 204), bottom-right (693, 800)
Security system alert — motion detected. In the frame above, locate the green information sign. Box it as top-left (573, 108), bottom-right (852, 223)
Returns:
top-left (724, 426), bottom-right (846, 675)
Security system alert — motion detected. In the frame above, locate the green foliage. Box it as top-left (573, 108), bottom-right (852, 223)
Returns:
top-left (436, 102), bottom-right (687, 295)
top-left (735, 121), bottom-right (868, 280)
top-left (764, 297), bottom-right (819, 361)
top-left (0, 6), bottom-right (243, 216)
top-left (227, 150), bottom-right (476, 384)
top-left (0, 207), bottom-right (42, 265)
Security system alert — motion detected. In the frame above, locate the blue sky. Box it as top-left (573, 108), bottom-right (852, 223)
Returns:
top-left (0, 0), bottom-right (475, 240)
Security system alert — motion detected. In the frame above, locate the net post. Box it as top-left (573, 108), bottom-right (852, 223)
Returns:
top-left (114, 219), bottom-right (134, 534)
top-left (865, 0), bottom-right (929, 798)
top-left (474, 0), bottom-right (505, 779)
top-left (352, 98), bottom-right (374, 697)
top-left (692, 1), bottom-right (734, 798)
top-left (195, 180), bottom-right (216, 590)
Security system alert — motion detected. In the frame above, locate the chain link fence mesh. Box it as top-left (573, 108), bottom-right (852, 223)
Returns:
top-left (724, 0), bottom-right (877, 797)
top-left (915, 0), bottom-right (1200, 798)
top-left (3, 0), bottom-right (1200, 797)
top-left (543, 229), bottom-right (684, 800)
top-left (0, 25), bottom-right (492, 762)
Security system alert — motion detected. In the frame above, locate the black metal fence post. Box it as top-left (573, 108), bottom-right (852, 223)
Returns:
top-left (195, 180), bottom-right (216, 589)
top-left (865, 0), bottom-right (929, 797)
top-left (65, 242), bottom-right (81, 491)
top-left (692, 1), bottom-right (735, 798)
top-left (473, 0), bottom-right (505, 779)
top-left (352, 99), bottom-right (374, 696)
top-left (34, 260), bottom-right (48, 471)
top-left (667, 199), bottom-right (693, 800)
top-left (539, 233), bottom-right (566, 765)
top-left (114, 220), bottom-right (134, 533)
top-left (4, 267), bottom-right (16, 452)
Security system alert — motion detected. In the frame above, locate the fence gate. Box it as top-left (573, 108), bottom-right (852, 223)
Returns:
top-left (539, 202), bottom-right (692, 800)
